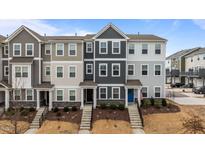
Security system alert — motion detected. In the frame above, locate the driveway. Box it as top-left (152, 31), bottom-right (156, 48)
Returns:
top-left (166, 88), bottom-right (205, 105)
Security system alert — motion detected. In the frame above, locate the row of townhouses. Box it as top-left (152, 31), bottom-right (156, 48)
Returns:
top-left (166, 47), bottom-right (205, 87)
top-left (0, 23), bottom-right (167, 111)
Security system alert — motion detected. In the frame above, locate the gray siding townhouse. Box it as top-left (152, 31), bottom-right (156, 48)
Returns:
top-left (0, 23), bottom-right (167, 111)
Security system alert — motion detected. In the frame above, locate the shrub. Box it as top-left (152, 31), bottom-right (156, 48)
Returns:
top-left (110, 104), bottom-right (117, 110)
top-left (56, 112), bottom-right (62, 117)
top-left (53, 107), bottom-right (59, 113)
top-left (71, 106), bottom-right (78, 111)
top-left (162, 99), bottom-right (167, 106)
top-left (155, 104), bottom-right (161, 109)
top-left (100, 103), bottom-right (107, 109)
top-left (20, 110), bottom-right (29, 116)
top-left (63, 107), bottom-right (69, 112)
top-left (154, 99), bottom-right (162, 105)
top-left (118, 104), bottom-right (125, 110)
top-left (20, 107), bottom-right (25, 112)
top-left (29, 107), bottom-right (35, 112)
top-left (142, 99), bottom-right (151, 108)
top-left (7, 107), bottom-right (14, 112)
top-left (150, 97), bottom-right (154, 106)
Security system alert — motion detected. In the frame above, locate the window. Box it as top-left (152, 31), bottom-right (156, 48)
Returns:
top-left (69, 66), bottom-right (76, 78)
top-left (14, 90), bottom-right (21, 100)
top-left (99, 64), bottom-right (107, 77)
top-left (154, 87), bottom-right (161, 98)
top-left (128, 44), bottom-right (135, 54)
top-left (15, 67), bottom-right (21, 77)
top-left (4, 45), bottom-right (8, 55)
top-left (191, 58), bottom-right (193, 62)
top-left (100, 42), bottom-right (107, 54)
top-left (86, 64), bottom-right (93, 74)
top-left (112, 42), bottom-right (120, 54)
top-left (13, 43), bottom-right (21, 56)
top-left (56, 89), bottom-right (63, 101)
top-left (155, 65), bottom-right (161, 76)
top-left (26, 43), bottom-right (34, 56)
top-left (155, 44), bottom-right (161, 54)
top-left (69, 43), bottom-right (77, 56)
top-left (112, 64), bottom-right (120, 77)
top-left (197, 57), bottom-right (200, 61)
top-left (56, 43), bottom-right (64, 56)
top-left (45, 66), bottom-right (50, 76)
top-left (45, 44), bottom-right (51, 55)
top-left (142, 64), bottom-right (148, 75)
top-left (56, 66), bottom-right (63, 78)
top-left (22, 67), bottom-right (28, 77)
top-left (86, 42), bottom-right (92, 53)
top-left (203, 55), bottom-right (205, 60)
top-left (141, 87), bottom-right (148, 98)
top-left (69, 90), bottom-right (76, 101)
top-left (112, 87), bottom-right (120, 99)
top-left (4, 66), bottom-right (8, 76)
top-left (128, 64), bottom-right (134, 75)
top-left (142, 44), bottom-right (148, 54)
top-left (26, 89), bottom-right (33, 100)
top-left (99, 87), bottom-right (107, 99)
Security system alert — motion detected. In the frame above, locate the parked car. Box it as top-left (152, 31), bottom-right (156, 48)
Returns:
top-left (171, 83), bottom-right (185, 88)
top-left (181, 83), bottom-right (194, 88)
top-left (192, 86), bottom-right (205, 94)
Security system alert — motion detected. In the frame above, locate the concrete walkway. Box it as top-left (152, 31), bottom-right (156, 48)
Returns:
top-left (24, 128), bottom-right (38, 134)
top-left (79, 104), bottom-right (92, 133)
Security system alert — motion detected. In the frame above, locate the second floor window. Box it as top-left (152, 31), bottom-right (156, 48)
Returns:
top-left (22, 67), bottom-right (28, 77)
top-left (100, 42), bottom-right (107, 54)
top-left (86, 42), bottom-right (92, 53)
top-left (142, 64), bottom-right (148, 75)
top-left (69, 66), bottom-right (76, 78)
top-left (128, 44), bottom-right (135, 54)
top-left (155, 65), bottom-right (161, 76)
top-left (69, 43), bottom-right (77, 56)
top-left (56, 66), bottom-right (63, 78)
top-left (99, 64), bottom-right (107, 77)
top-left (112, 42), bottom-right (120, 54)
top-left (4, 66), bottom-right (9, 76)
top-left (142, 44), bottom-right (148, 54)
top-left (56, 43), bottom-right (64, 56)
top-left (45, 66), bottom-right (50, 76)
top-left (4, 45), bottom-right (8, 55)
top-left (45, 44), bottom-right (51, 55)
top-left (155, 44), bottom-right (161, 54)
top-left (128, 64), bottom-right (134, 75)
top-left (112, 64), bottom-right (120, 77)
top-left (15, 67), bottom-right (21, 77)
top-left (26, 43), bottom-right (34, 56)
top-left (86, 64), bottom-right (93, 74)
top-left (13, 43), bottom-right (21, 56)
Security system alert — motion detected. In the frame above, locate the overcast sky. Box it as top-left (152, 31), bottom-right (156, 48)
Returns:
top-left (0, 19), bottom-right (205, 56)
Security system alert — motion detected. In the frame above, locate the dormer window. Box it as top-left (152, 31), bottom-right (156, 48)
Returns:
top-left (13, 43), bottom-right (21, 56)
top-left (26, 43), bottom-right (34, 56)
top-left (100, 42), bottom-right (107, 54)
top-left (45, 44), bottom-right (51, 55)
top-left (86, 42), bottom-right (92, 53)
top-left (112, 42), bottom-right (120, 54)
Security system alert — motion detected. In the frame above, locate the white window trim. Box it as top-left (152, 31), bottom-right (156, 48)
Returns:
top-left (56, 43), bottom-right (64, 56)
top-left (86, 42), bottom-right (93, 53)
top-left (112, 63), bottom-right (120, 77)
top-left (45, 44), bottom-right (51, 55)
top-left (141, 64), bottom-right (149, 76)
top-left (13, 89), bottom-right (21, 100)
top-left (68, 65), bottom-right (77, 78)
top-left (68, 43), bottom-right (77, 56)
top-left (99, 87), bottom-right (107, 100)
top-left (56, 66), bottom-right (64, 78)
top-left (154, 86), bottom-right (161, 98)
top-left (112, 87), bottom-right (120, 99)
top-left (4, 66), bottom-right (8, 77)
top-left (155, 44), bottom-right (161, 55)
top-left (56, 89), bottom-right (64, 101)
top-left (99, 41), bottom-right (108, 54)
top-left (25, 43), bottom-right (34, 56)
top-left (142, 44), bottom-right (148, 55)
top-left (26, 89), bottom-right (34, 101)
top-left (68, 89), bottom-right (76, 102)
top-left (99, 63), bottom-right (108, 77)
top-left (127, 64), bottom-right (135, 76)
top-left (45, 66), bottom-right (51, 76)
top-left (13, 43), bottom-right (21, 56)
top-left (141, 86), bottom-right (149, 98)
top-left (128, 43), bottom-right (135, 54)
top-left (154, 64), bottom-right (162, 76)
top-left (112, 41), bottom-right (121, 54)
top-left (86, 64), bottom-right (93, 74)
top-left (4, 45), bottom-right (8, 55)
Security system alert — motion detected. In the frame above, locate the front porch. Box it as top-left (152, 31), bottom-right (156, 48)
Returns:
top-left (0, 81), bottom-right (11, 111)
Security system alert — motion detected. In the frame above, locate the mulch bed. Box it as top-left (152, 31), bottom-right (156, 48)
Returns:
top-left (92, 108), bottom-right (130, 122)
top-left (141, 103), bottom-right (181, 115)
top-left (45, 110), bottom-right (82, 125)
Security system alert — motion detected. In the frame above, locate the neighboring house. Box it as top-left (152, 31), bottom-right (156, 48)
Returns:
top-left (165, 47), bottom-right (200, 84)
top-left (0, 23), bottom-right (167, 111)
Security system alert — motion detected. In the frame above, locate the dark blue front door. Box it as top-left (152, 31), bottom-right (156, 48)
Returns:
top-left (128, 89), bottom-right (134, 102)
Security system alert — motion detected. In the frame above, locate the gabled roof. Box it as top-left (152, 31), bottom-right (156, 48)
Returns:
top-left (127, 34), bottom-right (167, 41)
top-left (45, 36), bottom-right (84, 41)
top-left (92, 23), bottom-right (129, 39)
top-left (0, 80), bottom-right (11, 89)
top-left (0, 35), bottom-right (6, 43)
top-left (5, 25), bottom-right (43, 42)
top-left (185, 48), bottom-right (205, 58)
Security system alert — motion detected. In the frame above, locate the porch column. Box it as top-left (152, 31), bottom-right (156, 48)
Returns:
top-left (137, 87), bottom-right (141, 106)
top-left (37, 90), bottom-right (40, 110)
top-left (5, 90), bottom-right (9, 111)
top-left (125, 87), bottom-right (128, 108)
top-left (49, 90), bottom-right (53, 111)
top-left (80, 88), bottom-right (84, 109)
top-left (93, 88), bottom-right (97, 109)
